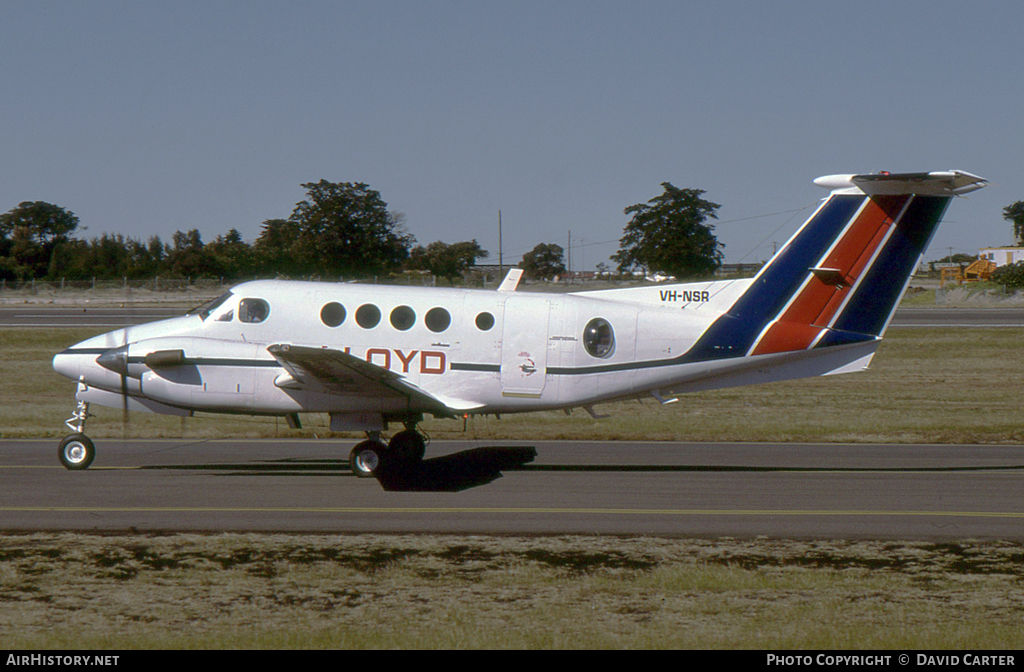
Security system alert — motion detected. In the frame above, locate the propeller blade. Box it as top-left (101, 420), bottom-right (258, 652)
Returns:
top-left (121, 322), bottom-right (130, 429)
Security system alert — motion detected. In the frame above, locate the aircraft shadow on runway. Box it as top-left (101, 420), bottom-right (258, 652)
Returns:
top-left (140, 447), bottom-right (1024, 493)
top-left (141, 446), bottom-right (540, 493)
top-left (375, 446), bottom-right (538, 492)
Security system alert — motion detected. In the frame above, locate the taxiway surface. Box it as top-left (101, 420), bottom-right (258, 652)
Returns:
top-left (3, 439), bottom-right (1023, 540)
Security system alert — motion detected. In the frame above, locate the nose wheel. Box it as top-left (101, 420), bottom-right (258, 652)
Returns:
top-left (58, 434), bottom-right (95, 470)
top-left (59, 395), bottom-right (96, 470)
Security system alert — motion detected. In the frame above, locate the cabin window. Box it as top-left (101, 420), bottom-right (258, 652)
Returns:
top-left (390, 305), bottom-right (416, 331)
top-left (356, 303), bottom-right (381, 329)
top-left (238, 298), bottom-right (270, 324)
top-left (425, 307), bottom-right (451, 333)
top-left (475, 312), bottom-right (495, 331)
top-left (583, 318), bottom-right (615, 358)
top-left (320, 302), bottom-right (346, 327)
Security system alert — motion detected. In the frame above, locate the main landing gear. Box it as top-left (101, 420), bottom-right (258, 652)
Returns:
top-left (59, 400), bottom-right (96, 470)
top-left (349, 426), bottom-right (427, 478)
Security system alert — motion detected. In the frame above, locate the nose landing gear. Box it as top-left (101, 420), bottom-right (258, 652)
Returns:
top-left (59, 398), bottom-right (95, 470)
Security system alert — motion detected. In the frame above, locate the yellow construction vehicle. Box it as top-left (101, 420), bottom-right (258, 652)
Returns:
top-left (939, 258), bottom-right (997, 287)
top-left (963, 258), bottom-right (997, 281)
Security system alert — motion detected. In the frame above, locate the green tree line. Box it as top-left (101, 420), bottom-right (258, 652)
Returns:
top-left (0, 181), bottom-right (489, 283)
top-left (1, 179), bottom-right (728, 284)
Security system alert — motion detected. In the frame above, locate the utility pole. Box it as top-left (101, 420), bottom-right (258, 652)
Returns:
top-left (498, 210), bottom-right (503, 278)
top-left (567, 229), bottom-right (572, 282)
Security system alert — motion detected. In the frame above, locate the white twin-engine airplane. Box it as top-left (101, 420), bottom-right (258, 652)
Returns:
top-left (52, 170), bottom-right (987, 478)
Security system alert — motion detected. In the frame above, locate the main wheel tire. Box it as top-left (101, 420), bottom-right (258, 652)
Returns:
top-left (349, 440), bottom-right (386, 478)
top-left (388, 430), bottom-right (426, 463)
top-left (58, 434), bottom-right (95, 470)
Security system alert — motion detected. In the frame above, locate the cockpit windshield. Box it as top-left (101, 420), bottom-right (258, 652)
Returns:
top-left (187, 292), bottom-right (234, 321)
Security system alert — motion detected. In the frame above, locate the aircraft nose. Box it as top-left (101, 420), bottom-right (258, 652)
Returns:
top-left (96, 345), bottom-right (129, 376)
top-left (52, 348), bottom-right (81, 381)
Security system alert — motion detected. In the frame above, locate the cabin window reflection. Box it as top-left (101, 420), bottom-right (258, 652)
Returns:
top-left (425, 307), bottom-right (451, 333)
top-left (356, 304), bottom-right (382, 329)
top-left (583, 318), bottom-right (615, 358)
top-left (390, 305), bottom-right (416, 331)
top-left (475, 312), bottom-right (495, 331)
top-left (321, 302), bottom-right (346, 327)
top-left (238, 298), bottom-right (270, 324)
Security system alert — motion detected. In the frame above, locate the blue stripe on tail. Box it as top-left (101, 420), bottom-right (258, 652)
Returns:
top-left (679, 194), bottom-right (864, 362)
top-left (825, 195), bottom-right (950, 339)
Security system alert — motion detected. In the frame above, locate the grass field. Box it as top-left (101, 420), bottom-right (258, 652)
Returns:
top-left (4, 325), bottom-right (1024, 649)
top-left (6, 325), bottom-right (1024, 444)
top-left (2, 533), bottom-right (1024, 649)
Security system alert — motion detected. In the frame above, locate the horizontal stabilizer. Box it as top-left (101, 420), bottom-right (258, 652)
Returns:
top-left (813, 170), bottom-right (988, 196)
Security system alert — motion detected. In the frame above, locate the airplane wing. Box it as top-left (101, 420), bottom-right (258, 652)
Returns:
top-left (266, 344), bottom-right (456, 416)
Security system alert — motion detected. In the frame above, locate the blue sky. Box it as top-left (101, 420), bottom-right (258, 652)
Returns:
top-left (1, 1), bottom-right (1021, 268)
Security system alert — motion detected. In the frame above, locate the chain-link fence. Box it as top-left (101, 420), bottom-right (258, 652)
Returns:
top-left (0, 273), bottom-right (502, 298)
top-left (0, 277), bottom-right (231, 293)
top-left (0, 271), bottom-right (664, 301)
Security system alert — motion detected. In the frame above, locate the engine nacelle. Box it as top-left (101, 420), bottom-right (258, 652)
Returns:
top-left (129, 337), bottom-right (266, 411)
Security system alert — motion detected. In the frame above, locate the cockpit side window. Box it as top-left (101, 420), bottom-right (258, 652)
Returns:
top-left (187, 292), bottom-right (233, 321)
top-left (238, 298), bottom-right (270, 323)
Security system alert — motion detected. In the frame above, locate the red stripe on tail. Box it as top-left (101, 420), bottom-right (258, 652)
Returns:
top-left (750, 195), bottom-right (909, 356)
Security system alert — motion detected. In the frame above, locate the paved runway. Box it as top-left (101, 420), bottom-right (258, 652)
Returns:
top-left (890, 307), bottom-right (1024, 327)
top-left (0, 305), bottom-right (184, 328)
top-left (3, 439), bottom-right (1023, 539)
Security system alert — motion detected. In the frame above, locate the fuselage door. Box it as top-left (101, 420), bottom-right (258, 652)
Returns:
top-left (500, 296), bottom-right (550, 397)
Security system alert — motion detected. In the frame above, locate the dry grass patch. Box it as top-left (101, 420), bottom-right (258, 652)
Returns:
top-left (2, 533), bottom-right (1024, 649)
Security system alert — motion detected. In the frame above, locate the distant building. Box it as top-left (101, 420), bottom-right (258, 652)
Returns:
top-left (979, 247), bottom-right (1024, 267)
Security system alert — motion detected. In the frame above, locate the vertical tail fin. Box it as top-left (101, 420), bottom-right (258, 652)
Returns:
top-left (682, 171), bottom-right (986, 362)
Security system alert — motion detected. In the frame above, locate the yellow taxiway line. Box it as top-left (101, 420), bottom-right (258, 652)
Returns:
top-left (2, 506), bottom-right (1024, 518)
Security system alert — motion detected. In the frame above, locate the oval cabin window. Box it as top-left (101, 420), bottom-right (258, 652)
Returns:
top-left (475, 312), bottom-right (495, 331)
top-left (320, 302), bottom-right (346, 327)
top-left (390, 305), bottom-right (416, 331)
top-left (583, 317), bottom-right (615, 358)
top-left (356, 304), bottom-right (381, 329)
top-left (425, 307), bottom-right (451, 333)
